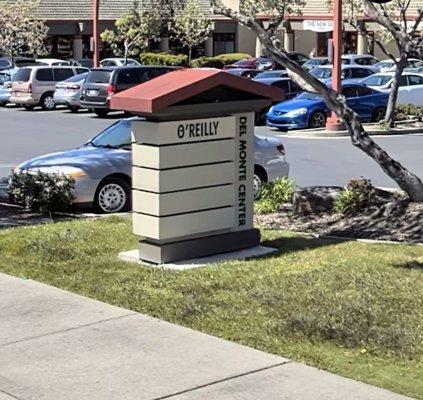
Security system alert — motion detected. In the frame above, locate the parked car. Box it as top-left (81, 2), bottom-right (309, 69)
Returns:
top-left (80, 66), bottom-right (177, 117)
top-left (266, 83), bottom-right (388, 130)
top-left (310, 65), bottom-right (376, 84)
top-left (255, 57), bottom-right (277, 71)
top-left (373, 58), bottom-right (423, 73)
top-left (13, 118), bottom-right (290, 212)
top-left (223, 58), bottom-right (256, 70)
top-left (254, 70), bottom-right (289, 79)
top-left (225, 68), bottom-right (260, 78)
top-left (0, 57), bottom-right (42, 72)
top-left (0, 72), bottom-right (12, 105)
top-left (69, 59), bottom-right (94, 68)
top-left (53, 72), bottom-right (88, 112)
top-left (286, 52), bottom-right (310, 66)
top-left (360, 72), bottom-right (423, 106)
top-left (341, 54), bottom-right (379, 66)
top-left (100, 58), bottom-right (141, 67)
top-left (36, 58), bottom-right (70, 66)
top-left (302, 57), bottom-right (329, 70)
top-left (252, 77), bottom-right (302, 123)
top-left (10, 65), bottom-right (89, 110)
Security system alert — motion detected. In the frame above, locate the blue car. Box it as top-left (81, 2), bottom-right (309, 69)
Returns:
top-left (266, 83), bottom-right (389, 130)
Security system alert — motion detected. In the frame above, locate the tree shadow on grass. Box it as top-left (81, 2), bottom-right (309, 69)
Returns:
top-left (261, 234), bottom-right (349, 257)
top-left (394, 261), bottom-right (423, 270)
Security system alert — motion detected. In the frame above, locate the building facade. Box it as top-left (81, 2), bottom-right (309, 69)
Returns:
top-left (1, 0), bottom-right (421, 60)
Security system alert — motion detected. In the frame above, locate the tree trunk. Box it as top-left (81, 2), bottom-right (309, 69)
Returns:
top-left (384, 55), bottom-right (407, 128)
top-left (124, 41), bottom-right (129, 66)
top-left (188, 47), bottom-right (192, 67)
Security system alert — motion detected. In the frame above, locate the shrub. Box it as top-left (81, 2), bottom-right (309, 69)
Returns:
top-left (191, 53), bottom-right (251, 69)
top-left (8, 170), bottom-right (75, 213)
top-left (333, 178), bottom-right (375, 215)
top-left (139, 52), bottom-right (188, 66)
top-left (214, 53), bottom-right (251, 64)
top-left (394, 104), bottom-right (423, 122)
top-left (191, 56), bottom-right (224, 69)
top-left (255, 177), bottom-right (296, 214)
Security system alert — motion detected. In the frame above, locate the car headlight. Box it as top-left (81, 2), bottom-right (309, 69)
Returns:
top-left (284, 108), bottom-right (308, 117)
top-left (27, 166), bottom-right (87, 179)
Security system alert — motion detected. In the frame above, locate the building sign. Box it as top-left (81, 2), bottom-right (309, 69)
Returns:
top-left (303, 20), bottom-right (333, 32)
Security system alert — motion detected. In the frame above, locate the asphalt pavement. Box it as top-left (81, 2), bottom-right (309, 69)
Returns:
top-left (1, 105), bottom-right (422, 189)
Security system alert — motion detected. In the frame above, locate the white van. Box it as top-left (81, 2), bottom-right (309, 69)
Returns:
top-left (10, 66), bottom-right (88, 110)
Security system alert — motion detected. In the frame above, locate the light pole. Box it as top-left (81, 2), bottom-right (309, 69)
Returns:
top-left (325, 0), bottom-right (343, 131)
top-left (93, 0), bottom-right (99, 67)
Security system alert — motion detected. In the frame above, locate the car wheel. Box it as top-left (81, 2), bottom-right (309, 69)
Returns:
top-left (0, 101), bottom-right (7, 107)
top-left (40, 92), bottom-right (55, 111)
top-left (253, 168), bottom-right (267, 201)
top-left (372, 106), bottom-right (386, 122)
top-left (308, 111), bottom-right (326, 128)
top-left (94, 109), bottom-right (109, 118)
top-left (68, 105), bottom-right (80, 113)
top-left (94, 177), bottom-right (131, 214)
top-left (23, 105), bottom-right (35, 111)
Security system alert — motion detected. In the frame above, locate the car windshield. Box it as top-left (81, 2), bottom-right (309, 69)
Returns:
top-left (65, 72), bottom-right (88, 83)
top-left (85, 70), bottom-right (112, 84)
top-left (0, 59), bottom-right (11, 68)
top-left (310, 68), bottom-right (332, 79)
top-left (78, 59), bottom-right (94, 68)
top-left (89, 120), bottom-right (132, 149)
top-left (0, 73), bottom-right (11, 85)
top-left (375, 61), bottom-right (393, 69)
top-left (362, 75), bottom-right (392, 86)
top-left (305, 58), bottom-right (327, 66)
top-left (255, 71), bottom-right (284, 79)
top-left (233, 59), bottom-right (250, 66)
top-left (296, 92), bottom-right (323, 100)
top-left (12, 68), bottom-right (31, 82)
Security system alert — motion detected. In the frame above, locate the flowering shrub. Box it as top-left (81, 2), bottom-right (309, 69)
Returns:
top-left (8, 170), bottom-right (75, 213)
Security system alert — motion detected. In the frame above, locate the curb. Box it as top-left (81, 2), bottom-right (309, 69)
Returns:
top-left (272, 124), bottom-right (423, 138)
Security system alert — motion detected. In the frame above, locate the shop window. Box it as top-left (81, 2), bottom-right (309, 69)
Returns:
top-left (213, 33), bottom-right (235, 55)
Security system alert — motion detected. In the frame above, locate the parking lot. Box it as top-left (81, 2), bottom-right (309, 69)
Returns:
top-left (1, 105), bottom-right (422, 189)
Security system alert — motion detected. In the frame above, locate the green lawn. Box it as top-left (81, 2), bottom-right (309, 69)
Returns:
top-left (0, 216), bottom-right (422, 399)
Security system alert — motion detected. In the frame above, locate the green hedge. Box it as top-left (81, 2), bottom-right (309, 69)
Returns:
top-left (191, 57), bottom-right (225, 68)
top-left (214, 52), bottom-right (251, 64)
top-left (139, 52), bottom-right (188, 66)
top-left (138, 52), bottom-right (252, 69)
top-left (191, 53), bottom-right (251, 69)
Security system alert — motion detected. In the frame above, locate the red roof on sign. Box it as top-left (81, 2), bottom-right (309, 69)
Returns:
top-left (110, 68), bottom-right (284, 114)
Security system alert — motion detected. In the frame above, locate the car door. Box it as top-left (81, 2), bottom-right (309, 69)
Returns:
top-left (342, 86), bottom-right (361, 114)
top-left (395, 75), bottom-right (410, 105)
top-left (402, 75), bottom-right (423, 105)
top-left (355, 86), bottom-right (378, 120)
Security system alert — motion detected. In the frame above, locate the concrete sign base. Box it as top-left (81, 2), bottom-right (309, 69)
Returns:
top-left (118, 245), bottom-right (278, 271)
top-left (138, 228), bottom-right (261, 265)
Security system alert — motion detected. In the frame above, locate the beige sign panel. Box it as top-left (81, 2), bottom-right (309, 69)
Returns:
top-left (133, 185), bottom-right (234, 216)
top-left (132, 117), bottom-right (236, 145)
top-left (133, 140), bottom-right (235, 170)
top-left (133, 207), bottom-right (235, 240)
top-left (132, 162), bottom-right (235, 193)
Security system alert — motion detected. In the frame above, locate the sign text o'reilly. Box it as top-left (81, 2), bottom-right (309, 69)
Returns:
top-left (177, 121), bottom-right (219, 139)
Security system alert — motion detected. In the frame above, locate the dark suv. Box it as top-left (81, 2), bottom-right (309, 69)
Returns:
top-left (80, 66), bottom-right (178, 117)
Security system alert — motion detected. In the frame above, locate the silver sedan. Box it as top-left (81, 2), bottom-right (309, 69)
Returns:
top-left (53, 72), bottom-right (88, 112)
top-left (14, 118), bottom-right (290, 213)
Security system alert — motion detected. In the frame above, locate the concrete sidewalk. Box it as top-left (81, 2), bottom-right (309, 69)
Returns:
top-left (0, 273), bottom-right (413, 400)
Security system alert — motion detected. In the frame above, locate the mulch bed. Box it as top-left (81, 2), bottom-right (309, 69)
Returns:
top-left (255, 201), bottom-right (423, 244)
